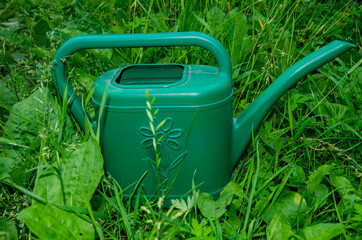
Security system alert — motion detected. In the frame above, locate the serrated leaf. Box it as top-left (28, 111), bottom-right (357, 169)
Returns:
top-left (300, 223), bottom-right (344, 240)
top-left (267, 212), bottom-right (293, 240)
top-left (222, 204), bottom-right (242, 235)
top-left (189, 219), bottom-right (213, 238)
top-left (61, 137), bottom-right (104, 207)
top-left (171, 198), bottom-right (188, 212)
top-left (191, 218), bottom-right (203, 236)
top-left (351, 203), bottom-right (362, 222)
top-left (18, 204), bottom-right (94, 240)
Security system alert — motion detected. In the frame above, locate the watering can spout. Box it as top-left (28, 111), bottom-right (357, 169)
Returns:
top-left (231, 40), bottom-right (355, 166)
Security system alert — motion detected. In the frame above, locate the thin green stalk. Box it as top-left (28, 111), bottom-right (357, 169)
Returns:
top-left (96, 85), bottom-right (108, 144)
top-left (84, 199), bottom-right (105, 240)
top-left (113, 181), bottom-right (133, 239)
top-left (242, 139), bottom-right (260, 232)
top-left (332, 191), bottom-right (348, 239)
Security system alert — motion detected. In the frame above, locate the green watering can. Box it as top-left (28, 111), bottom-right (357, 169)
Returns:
top-left (53, 32), bottom-right (354, 201)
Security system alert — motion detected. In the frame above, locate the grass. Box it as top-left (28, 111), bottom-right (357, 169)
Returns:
top-left (0, 0), bottom-right (361, 239)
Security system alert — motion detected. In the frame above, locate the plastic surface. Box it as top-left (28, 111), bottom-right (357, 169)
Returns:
top-left (52, 32), bottom-right (231, 129)
top-left (52, 32), bottom-right (355, 202)
top-left (92, 64), bottom-right (232, 108)
top-left (93, 63), bottom-right (233, 199)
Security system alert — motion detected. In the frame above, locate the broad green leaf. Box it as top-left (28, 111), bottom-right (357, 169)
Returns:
top-left (8, 164), bottom-right (27, 186)
top-left (88, 49), bottom-right (113, 62)
top-left (197, 192), bottom-right (226, 219)
top-left (266, 212), bottom-right (293, 240)
top-left (2, 89), bottom-right (46, 163)
top-left (60, 27), bottom-right (86, 37)
top-left (32, 19), bottom-right (50, 46)
top-left (0, 217), bottom-right (18, 240)
top-left (311, 184), bottom-right (329, 210)
top-left (306, 164), bottom-right (334, 193)
top-left (4, 88), bottom-right (51, 143)
top-left (273, 137), bottom-right (285, 153)
top-left (254, 197), bottom-right (269, 213)
top-left (221, 181), bottom-right (243, 207)
top-left (227, 9), bottom-right (248, 65)
top-left (18, 204), bottom-right (94, 240)
top-left (265, 190), bottom-right (308, 224)
top-left (76, 74), bottom-right (97, 93)
top-left (33, 19), bottom-right (49, 36)
top-left (0, 79), bottom-right (17, 110)
top-left (61, 137), bottom-right (104, 207)
top-left (307, 101), bottom-right (350, 126)
top-left (3, 88), bottom-right (75, 164)
top-left (288, 164), bottom-right (306, 187)
top-left (330, 174), bottom-right (360, 211)
top-left (197, 181), bottom-right (241, 219)
top-left (330, 174), bottom-right (356, 197)
top-left (0, 157), bottom-right (15, 179)
top-left (33, 166), bottom-right (64, 205)
top-left (299, 223), bottom-right (344, 240)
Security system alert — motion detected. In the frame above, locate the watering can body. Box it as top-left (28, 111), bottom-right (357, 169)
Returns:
top-left (93, 63), bottom-right (233, 197)
top-left (53, 32), bottom-right (354, 201)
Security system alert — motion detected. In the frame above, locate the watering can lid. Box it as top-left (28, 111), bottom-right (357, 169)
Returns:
top-left (92, 64), bottom-right (233, 109)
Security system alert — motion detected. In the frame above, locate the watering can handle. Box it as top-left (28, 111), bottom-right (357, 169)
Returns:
top-left (52, 32), bottom-right (232, 129)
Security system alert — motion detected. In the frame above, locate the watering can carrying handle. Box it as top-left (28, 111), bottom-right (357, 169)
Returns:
top-left (52, 32), bottom-right (232, 129)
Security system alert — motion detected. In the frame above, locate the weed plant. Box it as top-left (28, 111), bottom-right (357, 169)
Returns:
top-left (0, 0), bottom-right (361, 239)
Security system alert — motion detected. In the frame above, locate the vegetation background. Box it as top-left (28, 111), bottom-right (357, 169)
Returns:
top-left (0, 0), bottom-right (361, 239)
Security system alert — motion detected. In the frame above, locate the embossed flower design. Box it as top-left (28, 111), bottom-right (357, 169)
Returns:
top-left (139, 117), bottom-right (183, 155)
